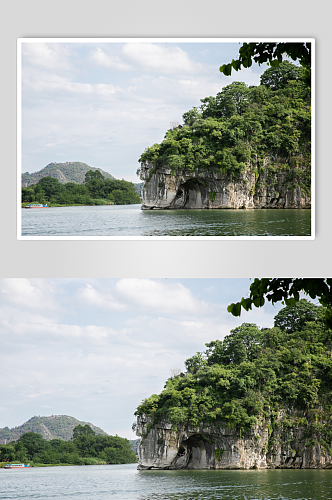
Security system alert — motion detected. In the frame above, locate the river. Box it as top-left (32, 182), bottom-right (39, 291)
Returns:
top-left (20, 205), bottom-right (312, 238)
top-left (0, 464), bottom-right (331, 499)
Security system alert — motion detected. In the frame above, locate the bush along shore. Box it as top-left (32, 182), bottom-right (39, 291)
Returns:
top-left (0, 425), bottom-right (137, 467)
top-left (22, 170), bottom-right (141, 207)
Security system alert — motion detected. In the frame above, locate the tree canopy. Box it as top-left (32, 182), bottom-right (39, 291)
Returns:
top-left (72, 424), bottom-right (95, 440)
top-left (0, 427), bottom-right (137, 466)
top-left (22, 174), bottom-right (141, 207)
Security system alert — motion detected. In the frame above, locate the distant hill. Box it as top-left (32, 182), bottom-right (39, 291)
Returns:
top-left (0, 415), bottom-right (108, 444)
top-left (21, 162), bottom-right (115, 187)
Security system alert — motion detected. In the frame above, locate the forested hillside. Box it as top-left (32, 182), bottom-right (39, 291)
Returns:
top-left (22, 170), bottom-right (141, 206)
top-left (139, 62), bottom-right (311, 196)
top-left (22, 162), bottom-right (114, 187)
top-left (136, 300), bottom-right (332, 449)
top-left (0, 415), bottom-right (107, 444)
top-left (0, 425), bottom-right (137, 466)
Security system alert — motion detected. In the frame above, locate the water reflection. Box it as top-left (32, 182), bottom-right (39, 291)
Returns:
top-left (141, 209), bottom-right (311, 236)
top-left (136, 469), bottom-right (332, 500)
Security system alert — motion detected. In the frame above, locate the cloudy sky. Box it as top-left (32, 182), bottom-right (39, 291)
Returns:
top-left (0, 278), bottom-right (288, 439)
top-left (20, 39), bottom-right (269, 183)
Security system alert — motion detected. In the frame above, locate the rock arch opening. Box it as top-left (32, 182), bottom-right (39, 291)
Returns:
top-left (178, 433), bottom-right (215, 468)
top-left (172, 179), bottom-right (209, 209)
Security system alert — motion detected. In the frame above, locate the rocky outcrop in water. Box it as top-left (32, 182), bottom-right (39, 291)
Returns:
top-left (136, 414), bottom-right (332, 470)
top-left (139, 162), bottom-right (311, 210)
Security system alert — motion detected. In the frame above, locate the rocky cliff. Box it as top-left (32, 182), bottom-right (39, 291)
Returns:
top-left (139, 162), bottom-right (311, 210)
top-left (136, 414), bottom-right (332, 470)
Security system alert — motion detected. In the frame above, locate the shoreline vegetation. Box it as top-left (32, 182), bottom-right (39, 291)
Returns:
top-left (21, 170), bottom-right (142, 208)
top-left (0, 425), bottom-right (137, 467)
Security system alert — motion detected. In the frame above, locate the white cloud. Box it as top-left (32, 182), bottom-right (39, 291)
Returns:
top-left (122, 43), bottom-right (203, 75)
top-left (1, 316), bottom-right (111, 343)
top-left (22, 43), bottom-right (72, 71)
top-left (24, 79), bottom-right (118, 99)
top-left (180, 320), bottom-right (204, 328)
top-left (78, 283), bottom-right (126, 310)
top-left (0, 278), bottom-right (57, 310)
top-left (89, 47), bottom-right (131, 70)
top-left (115, 278), bottom-right (211, 315)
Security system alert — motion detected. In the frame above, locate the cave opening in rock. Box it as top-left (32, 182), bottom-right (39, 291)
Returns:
top-left (178, 433), bottom-right (214, 468)
top-left (183, 434), bottom-right (207, 449)
top-left (175, 188), bottom-right (184, 199)
top-left (177, 446), bottom-right (186, 457)
top-left (173, 179), bottom-right (208, 208)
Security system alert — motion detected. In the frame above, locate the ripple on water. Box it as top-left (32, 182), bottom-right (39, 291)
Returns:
top-left (0, 466), bottom-right (331, 500)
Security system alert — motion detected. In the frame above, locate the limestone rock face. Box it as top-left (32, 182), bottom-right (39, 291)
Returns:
top-left (266, 422), bottom-right (332, 469)
top-left (136, 415), bottom-right (268, 470)
top-left (139, 162), bottom-right (311, 210)
top-left (136, 414), bottom-right (332, 470)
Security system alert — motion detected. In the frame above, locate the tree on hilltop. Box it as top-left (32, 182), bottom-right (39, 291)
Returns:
top-left (84, 170), bottom-right (105, 184)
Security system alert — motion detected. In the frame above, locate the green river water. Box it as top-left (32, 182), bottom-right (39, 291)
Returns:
top-left (0, 464), bottom-right (331, 499)
top-left (21, 205), bottom-right (312, 237)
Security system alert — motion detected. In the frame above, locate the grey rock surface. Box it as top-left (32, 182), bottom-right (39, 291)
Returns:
top-left (136, 414), bottom-right (332, 470)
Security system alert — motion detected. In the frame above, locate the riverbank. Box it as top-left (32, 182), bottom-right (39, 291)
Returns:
top-left (0, 460), bottom-right (132, 468)
top-left (21, 201), bottom-right (116, 208)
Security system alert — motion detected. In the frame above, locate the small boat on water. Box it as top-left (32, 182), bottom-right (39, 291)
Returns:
top-left (4, 463), bottom-right (31, 469)
top-left (25, 204), bottom-right (48, 208)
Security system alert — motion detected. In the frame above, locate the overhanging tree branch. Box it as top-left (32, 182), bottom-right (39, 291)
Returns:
top-left (220, 42), bottom-right (311, 86)
top-left (227, 278), bottom-right (332, 329)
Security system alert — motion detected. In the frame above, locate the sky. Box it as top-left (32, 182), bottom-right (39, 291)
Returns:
top-left (0, 278), bottom-right (289, 439)
top-left (20, 40), bottom-right (269, 183)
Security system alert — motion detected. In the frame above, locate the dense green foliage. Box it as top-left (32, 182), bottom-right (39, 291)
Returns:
top-left (0, 415), bottom-right (107, 444)
top-left (139, 62), bottom-right (310, 192)
top-left (22, 171), bottom-right (141, 206)
top-left (135, 301), bottom-right (332, 440)
top-left (21, 162), bottom-right (114, 187)
top-left (0, 426), bottom-right (137, 466)
top-left (228, 279), bottom-right (332, 329)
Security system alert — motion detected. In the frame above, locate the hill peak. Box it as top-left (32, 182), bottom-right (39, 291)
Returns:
top-left (21, 162), bottom-right (115, 187)
top-left (0, 415), bottom-right (108, 443)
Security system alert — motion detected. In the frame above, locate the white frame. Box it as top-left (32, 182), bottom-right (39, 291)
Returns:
top-left (17, 38), bottom-right (315, 240)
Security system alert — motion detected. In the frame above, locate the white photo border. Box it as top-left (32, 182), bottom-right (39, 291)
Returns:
top-left (17, 37), bottom-right (315, 241)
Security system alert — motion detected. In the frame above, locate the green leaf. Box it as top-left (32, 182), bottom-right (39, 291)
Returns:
top-left (233, 303), bottom-right (242, 317)
top-left (220, 63), bottom-right (232, 76)
top-left (240, 297), bottom-right (252, 312)
top-left (253, 296), bottom-right (265, 308)
top-left (284, 297), bottom-right (296, 306)
top-left (227, 303), bottom-right (234, 314)
top-left (270, 59), bottom-right (280, 68)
